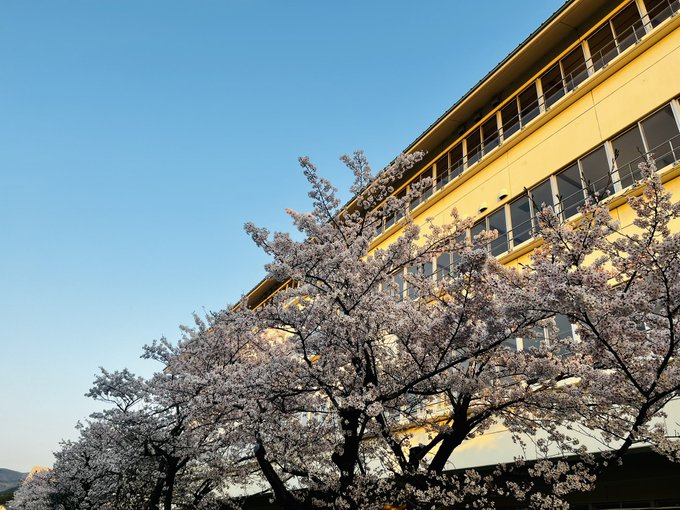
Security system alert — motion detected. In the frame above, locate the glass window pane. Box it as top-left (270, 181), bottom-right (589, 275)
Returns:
top-left (436, 154), bottom-right (448, 185)
top-left (410, 167), bottom-right (433, 210)
top-left (420, 167), bottom-right (433, 201)
top-left (438, 145), bottom-right (463, 189)
top-left (395, 188), bottom-right (407, 220)
top-left (561, 46), bottom-right (588, 91)
top-left (612, 125), bottom-right (646, 187)
top-left (587, 23), bottom-right (617, 71)
top-left (408, 265), bottom-right (420, 300)
top-left (385, 212), bottom-right (395, 229)
top-left (393, 270), bottom-right (404, 301)
top-left (437, 252), bottom-right (451, 280)
top-left (541, 64), bottom-right (565, 109)
top-left (482, 116), bottom-right (500, 154)
top-left (580, 146), bottom-right (613, 199)
top-left (449, 143), bottom-right (464, 179)
top-left (530, 179), bottom-right (554, 219)
top-left (501, 98), bottom-right (521, 140)
top-left (466, 129), bottom-right (482, 167)
top-left (488, 208), bottom-right (508, 256)
top-left (519, 84), bottom-right (540, 125)
top-left (611, 2), bottom-right (644, 52)
top-left (510, 194), bottom-right (532, 246)
top-left (644, 0), bottom-right (680, 27)
top-left (471, 220), bottom-right (486, 250)
top-left (452, 232), bottom-right (466, 267)
top-left (640, 104), bottom-right (680, 168)
top-left (555, 314), bottom-right (573, 340)
top-left (524, 325), bottom-right (545, 351)
top-left (556, 163), bottom-right (585, 218)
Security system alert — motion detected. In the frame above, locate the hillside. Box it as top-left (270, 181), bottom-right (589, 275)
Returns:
top-left (0, 469), bottom-right (26, 493)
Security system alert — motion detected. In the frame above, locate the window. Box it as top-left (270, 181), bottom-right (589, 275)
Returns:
top-left (435, 153), bottom-right (449, 186)
top-left (450, 144), bottom-right (465, 181)
top-left (640, 104), bottom-right (680, 168)
top-left (482, 116), bottom-right (500, 154)
top-left (541, 64), bottom-right (565, 109)
top-left (501, 98), bottom-right (521, 140)
top-left (554, 314), bottom-right (574, 340)
top-left (392, 269), bottom-right (404, 301)
top-left (611, 2), bottom-right (644, 53)
top-left (407, 261), bottom-right (433, 300)
top-left (555, 163), bottom-right (585, 219)
top-left (488, 208), bottom-right (509, 256)
top-left (437, 252), bottom-right (451, 280)
top-left (530, 179), bottom-right (554, 219)
top-left (510, 195), bottom-right (532, 247)
top-left (522, 325), bottom-right (545, 351)
top-left (466, 129), bottom-right (482, 167)
top-left (436, 148), bottom-right (453, 189)
top-left (612, 125), bottom-right (646, 187)
top-left (587, 23), bottom-right (617, 71)
top-left (409, 167), bottom-right (433, 210)
top-left (395, 188), bottom-right (407, 221)
top-left (580, 146), bottom-right (613, 199)
top-left (452, 232), bottom-right (466, 267)
top-left (518, 84), bottom-right (540, 125)
top-left (644, 0), bottom-right (680, 27)
top-left (561, 45), bottom-right (588, 91)
top-left (471, 220), bottom-right (486, 249)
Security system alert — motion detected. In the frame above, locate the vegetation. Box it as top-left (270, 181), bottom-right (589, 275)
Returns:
top-left (10, 153), bottom-right (680, 510)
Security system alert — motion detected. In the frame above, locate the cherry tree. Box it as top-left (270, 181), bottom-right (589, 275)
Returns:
top-left (11, 153), bottom-right (679, 510)
top-left (169, 152), bottom-right (677, 509)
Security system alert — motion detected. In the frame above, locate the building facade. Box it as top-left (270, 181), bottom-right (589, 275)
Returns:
top-left (245, 0), bottom-right (680, 507)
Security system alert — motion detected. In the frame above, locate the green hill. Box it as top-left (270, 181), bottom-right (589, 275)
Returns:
top-left (0, 469), bottom-right (26, 495)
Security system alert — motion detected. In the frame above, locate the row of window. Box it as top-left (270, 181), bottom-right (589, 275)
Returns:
top-left (388, 100), bottom-right (680, 302)
top-left (377, 0), bottom-right (680, 234)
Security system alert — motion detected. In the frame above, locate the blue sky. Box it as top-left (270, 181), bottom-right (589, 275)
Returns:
top-left (0, 0), bottom-right (565, 472)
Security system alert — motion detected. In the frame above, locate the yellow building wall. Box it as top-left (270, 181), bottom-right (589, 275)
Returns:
top-left (371, 20), bottom-right (680, 267)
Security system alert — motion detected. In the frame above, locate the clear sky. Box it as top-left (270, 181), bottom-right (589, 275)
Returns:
top-left (0, 0), bottom-right (565, 472)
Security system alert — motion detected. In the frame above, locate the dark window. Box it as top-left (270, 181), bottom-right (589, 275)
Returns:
top-left (556, 163), bottom-right (585, 218)
top-left (612, 125), bottom-right (646, 187)
top-left (482, 116), bottom-right (500, 154)
top-left (395, 188), bottom-right (407, 221)
top-left (640, 104), bottom-right (680, 168)
top-left (580, 146), bottom-right (613, 199)
top-left (518, 84), bottom-right (540, 126)
top-left (471, 220), bottom-right (486, 250)
top-left (588, 23), bottom-right (617, 71)
top-left (510, 194), bottom-right (532, 246)
top-left (501, 98), bottom-right (521, 140)
top-left (555, 314), bottom-right (573, 340)
top-left (452, 232), bottom-right (466, 267)
top-left (524, 325), bottom-right (545, 351)
top-left (488, 208), bottom-right (508, 256)
top-left (438, 145), bottom-right (463, 189)
top-left (466, 129), bottom-right (482, 167)
top-left (561, 46), bottom-right (588, 91)
top-left (407, 264), bottom-right (431, 300)
top-left (644, 0), bottom-right (680, 27)
top-left (449, 143), bottom-right (464, 180)
top-left (541, 64), bottom-right (565, 109)
top-left (611, 2), bottom-right (644, 52)
top-left (436, 252), bottom-right (451, 280)
top-left (385, 213), bottom-right (395, 230)
top-left (409, 167), bottom-right (433, 210)
top-left (393, 270), bottom-right (404, 301)
top-left (436, 154), bottom-right (448, 184)
top-left (530, 179), bottom-right (554, 220)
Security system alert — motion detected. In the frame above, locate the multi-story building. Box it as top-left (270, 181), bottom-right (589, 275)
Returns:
top-left (244, 0), bottom-right (680, 507)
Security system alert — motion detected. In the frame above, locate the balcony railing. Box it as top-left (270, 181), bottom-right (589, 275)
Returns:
top-left (382, 3), bottom-right (680, 234)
